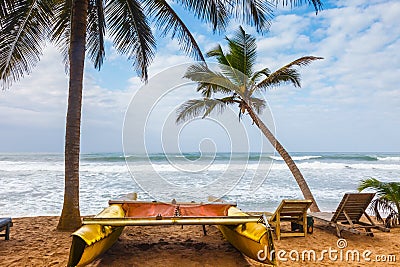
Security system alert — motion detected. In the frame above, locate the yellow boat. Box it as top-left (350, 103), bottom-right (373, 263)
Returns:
top-left (219, 207), bottom-right (276, 266)
top-left (67, 201), bottom-right (276, 266)
top-left (67, 204), bottom-right (125, 267)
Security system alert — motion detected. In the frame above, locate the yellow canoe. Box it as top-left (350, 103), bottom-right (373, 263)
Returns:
top-left (218, 207), bottom-right (276, 266)
top-left (67, 204), bottom-right (125, 267)
top-left (68, 201), bottom-right (276, 266)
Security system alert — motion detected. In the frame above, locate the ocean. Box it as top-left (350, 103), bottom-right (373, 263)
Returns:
top-left (1, 152), bottom-right (399, 217)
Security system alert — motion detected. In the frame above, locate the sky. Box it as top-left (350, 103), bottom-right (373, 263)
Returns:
top-left (0, 0), bottom-right (399, 153)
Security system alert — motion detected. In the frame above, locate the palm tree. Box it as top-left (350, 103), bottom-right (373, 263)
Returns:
top-left (0, 0), bottom-right (322, 230)
top-left (176, 26), bottom-right (322, 211)
top-left (358, 178), bottom-right (400, 227)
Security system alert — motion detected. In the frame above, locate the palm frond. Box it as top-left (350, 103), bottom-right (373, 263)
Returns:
top-left (225, 26), bottom-right (257, 77)
top-left (272, 0), bottom-right (323, 14)
top-left (358, 178), bottom-right (400, 201)
top-left (51, 0), bottom-right (71, 73)
top-left (370, 198), bottom-right (399, 227)
top-left (184, 63), bottom-right (241, 96)
top-left (196, 83), bottom-right (220, 98)
top-left (143, 0), bottom-right (204, 62)
top-left (250, 67), bottom-right (270, 84)
top-left (176, 98), bottom-right (227, 124)
top-left (0, 0), bottom-right (16, 18)
top-left (217, 95), bottom-right (240, 104)
top-left (359, 178), bottom-right (400, 227)
top-left (105, 0), bottom-right (155, 81)
top-left (219, 63), bottom-right (249, 90)
top-left (248, 96), bottom-right (265, 114)
top-left (202, 98), bottom-right (227, 118)
top-left (385, 210), bottom-right (400, 227)
top-left (283, 56), bottom-right (324, 68)
top-left (206, 44), bottom-right (229, 66)
top-left (173, 0), bottom-right (229, 33)
top-left (172, 0), bottom-right (321, 34)
top-left (258, 67), bottom-right (301, 90)
top-left (87, 0), bottom-right (106, 70)
top-left (358, 178), bottom-right (384, 193)
top-left (256, 56), bottom-right (322, 90)
top-left (206, 27), bottom-right (255, 90)
top-left (232, 0), bottom-right (274, 33)
top-left (0, 0), bottom-right (54, 89)
top-left (386, 182), bottom-right (400, 204)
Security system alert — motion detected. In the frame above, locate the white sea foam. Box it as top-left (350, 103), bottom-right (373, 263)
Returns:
top-left (377, 156), bottom-right (400, 161)
top-left (2, 159), bottom-right (399, 173)
top-left (1, 152), bottom-right (400, 217)
top-left (292, 162), bottom-right (400, 170)
top-left (269, 155), bottom-right (322, 161)
top-left (0, 161), bottom-right (64, 172)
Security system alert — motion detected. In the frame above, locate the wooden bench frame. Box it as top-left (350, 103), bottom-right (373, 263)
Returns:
top-left (310, 193), bottom-right (390, 237)
top-left (0, 218), bottom-right (13, 240)
top-left (268, 200), bottom-right (313, 240)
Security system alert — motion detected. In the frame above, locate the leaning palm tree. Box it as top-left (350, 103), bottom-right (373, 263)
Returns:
top-left (358, 178), bottom-right (400, 227)
top-left (176, 26), bottom-right (322, 211)
top-left (0, 0), bottom-right (322, 230)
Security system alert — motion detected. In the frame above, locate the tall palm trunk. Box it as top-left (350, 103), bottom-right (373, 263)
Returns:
top-left (57, 0), bottom-right (88, 231)
top-left (245, 103), bottom-right (320, 212)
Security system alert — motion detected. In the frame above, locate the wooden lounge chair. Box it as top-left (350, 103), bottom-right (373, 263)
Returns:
top-left (0, 218), bottom-right (12, 240)
top-left (310, 193), bottom-right (390, 237)
top-left (268, 199), bottom-right (313, 240)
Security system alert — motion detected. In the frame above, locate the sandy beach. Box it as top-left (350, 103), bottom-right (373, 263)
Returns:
top-left (0, 216), bottom-right (398, 266)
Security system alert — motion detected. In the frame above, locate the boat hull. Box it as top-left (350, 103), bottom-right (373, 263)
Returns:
top-left (68, 204), bottom-right (125, 267)
top-left (68, 201), bottom-right (274, 266)
top-left (219, 207), bottom-right (276, 266)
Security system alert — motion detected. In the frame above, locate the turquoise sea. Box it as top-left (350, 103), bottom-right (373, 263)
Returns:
top-left (0, 152), bottom-right (399, 217)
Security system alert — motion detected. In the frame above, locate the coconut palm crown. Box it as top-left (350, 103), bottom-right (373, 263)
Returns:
top-left (358, 178), bottom-right (400, 227)
top-left (176, 26), bottom-right (322, 211)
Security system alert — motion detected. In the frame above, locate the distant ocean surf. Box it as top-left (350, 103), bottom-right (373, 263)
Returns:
top-left (1, 152), bottom-right (399, 217)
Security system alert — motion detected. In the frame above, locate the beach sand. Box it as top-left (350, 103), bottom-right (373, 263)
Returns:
top-left (0, 216), bottom-right (399, 266)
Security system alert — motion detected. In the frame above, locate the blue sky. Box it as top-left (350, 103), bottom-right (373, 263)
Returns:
top-left (0, 0), bottom-right (399, 153)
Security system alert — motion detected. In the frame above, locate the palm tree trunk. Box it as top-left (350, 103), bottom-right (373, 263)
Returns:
top-left (57, 0), bottom-right (88, 231)
top-left (245, 104), bottom-right (320, 212)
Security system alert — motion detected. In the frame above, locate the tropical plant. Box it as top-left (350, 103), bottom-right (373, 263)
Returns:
top-left (0, 0), bottom-right (322, 230)
top-left (176, 26), bottom-right (322, 211)
top-left (358, 178), bottom-right (400, 227)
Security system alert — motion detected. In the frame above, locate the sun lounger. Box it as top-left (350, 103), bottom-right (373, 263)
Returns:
top-left (0, 218), bottom-right (12, 240)
top-left (268, 199), bottom-right (313, 240)
top-left (309, 193), bottom-right (390, 237)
